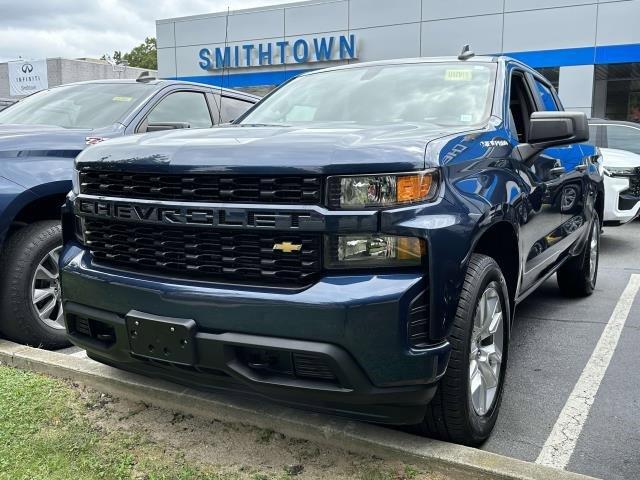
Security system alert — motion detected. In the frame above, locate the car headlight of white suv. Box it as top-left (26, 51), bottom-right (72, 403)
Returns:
top-left (603, 166), bottom-right (637, 177)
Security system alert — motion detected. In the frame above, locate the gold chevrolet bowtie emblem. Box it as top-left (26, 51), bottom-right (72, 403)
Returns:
top-left (273, 242), bottom-right (302, 253)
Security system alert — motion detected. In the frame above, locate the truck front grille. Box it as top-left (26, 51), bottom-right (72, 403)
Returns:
top-left (84, 219), bottom-right (322, 286)
top-left (79, 170), bottom-right (322, 204)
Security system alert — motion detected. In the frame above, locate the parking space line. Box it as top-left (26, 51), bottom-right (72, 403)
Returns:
top-left (536, 274), bottom-right (640, 470)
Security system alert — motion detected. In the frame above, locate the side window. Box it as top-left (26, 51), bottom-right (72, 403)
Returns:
top-left (220, 97), bottom-right (254, 123)
top-left (534, 80), bottom-right (559, 111)
top-left (508, 72), bottom-right (537, 143)
top-left (604, 125), bottom-right (640, 155)
top-left (147, 91), bottom-right (213, 129)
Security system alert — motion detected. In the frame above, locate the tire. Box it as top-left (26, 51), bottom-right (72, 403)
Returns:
top-left (557, 212), bottom-right (600, 297)
top-left (0, 220), bottom-right (70, 349)
top-left (415, 254), bottom-right (510, 446)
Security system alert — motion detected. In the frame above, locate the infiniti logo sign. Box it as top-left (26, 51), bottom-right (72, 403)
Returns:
top-left (9, 59), bottom-right (48, 96)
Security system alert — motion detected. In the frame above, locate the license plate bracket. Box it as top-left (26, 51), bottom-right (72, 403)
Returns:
top-left (125, 311), bottom-right (197, 366)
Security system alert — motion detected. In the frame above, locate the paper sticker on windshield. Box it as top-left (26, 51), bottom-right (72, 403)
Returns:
top-left (445, 69), bottom-right (473, 81)
top-left (112, 96), bottom-right (133, 102)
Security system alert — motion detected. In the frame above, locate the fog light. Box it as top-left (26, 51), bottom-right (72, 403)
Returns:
top-left (325, 234), bottom-right (425, 269)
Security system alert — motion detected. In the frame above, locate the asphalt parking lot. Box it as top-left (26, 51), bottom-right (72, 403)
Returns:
top-left (58, 221), bottom-right (640, 480)
top-left (483, 221), bottom-right (640, 479)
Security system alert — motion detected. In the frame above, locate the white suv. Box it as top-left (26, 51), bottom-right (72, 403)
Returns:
top-left (589, 120), bottom-right (640, 225)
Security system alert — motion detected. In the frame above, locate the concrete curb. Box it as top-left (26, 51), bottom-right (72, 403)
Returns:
top-left (0, 340), bottom-right (597, 480)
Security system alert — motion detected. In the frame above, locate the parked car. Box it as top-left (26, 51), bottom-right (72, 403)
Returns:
top-left (61, 55), bottom-right (603, 446)
top-left (588, 119), bottom-right (640, 225)
top-left (0, 78), bottom-right (258, 349)
top-left (0, 98), bottom-right (17, 112)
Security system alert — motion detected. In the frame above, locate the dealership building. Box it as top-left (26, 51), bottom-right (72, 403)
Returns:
top-left (156, 0), bottom-right (640, 120)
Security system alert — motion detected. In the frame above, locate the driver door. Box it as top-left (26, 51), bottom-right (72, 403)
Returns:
top-left (508, 69), bottom-right (572, 291)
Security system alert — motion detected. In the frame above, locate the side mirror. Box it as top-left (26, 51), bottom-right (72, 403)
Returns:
top-left (515, 111), bottom-right (589, 163)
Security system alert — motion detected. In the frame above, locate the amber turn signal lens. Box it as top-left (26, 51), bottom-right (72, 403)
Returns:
top-left (329, 170), bottom-right (439, 209)
top-left (397, 174), bottom-right (434, 203)
top-left (397, 236), bottom-right (426, 260)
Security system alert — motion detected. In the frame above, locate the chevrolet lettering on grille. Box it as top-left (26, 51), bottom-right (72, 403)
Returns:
top-left (75, 198), bottom-right (326, 230)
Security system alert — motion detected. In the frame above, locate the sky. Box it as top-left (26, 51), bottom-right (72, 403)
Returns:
top-left (0, 0), bottom-right (300, 62)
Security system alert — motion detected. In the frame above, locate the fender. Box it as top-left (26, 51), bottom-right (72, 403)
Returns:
top-left (0, 177), bottom-right (38, 244)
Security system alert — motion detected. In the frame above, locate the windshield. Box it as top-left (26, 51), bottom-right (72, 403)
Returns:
top-left (240, 62), bottom-right (496, 127)
top-left (0, 83), bottom-right (155, 129)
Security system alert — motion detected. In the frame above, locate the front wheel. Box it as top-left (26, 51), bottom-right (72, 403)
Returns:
top-left (557, 212), bottom-right (600, 297)
top-left (415, 254), bottom-right (509, 446)
top-left (0, 221), bottom-right (70, 349)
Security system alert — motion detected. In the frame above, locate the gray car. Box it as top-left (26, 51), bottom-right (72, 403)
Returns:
top-left (0, 77), bottom-right (258, 349)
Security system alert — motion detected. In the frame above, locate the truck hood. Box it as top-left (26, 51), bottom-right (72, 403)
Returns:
top-left (0, 123), bottom-right (124, 189)
top-left (75, 123), bottom-right (467, 175)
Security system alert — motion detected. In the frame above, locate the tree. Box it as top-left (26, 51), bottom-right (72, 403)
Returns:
top-left (123, 37), bottom-right (157, 70)
top-left (103, 37), bottom-right (157, 70)
top-left (100, 51), bottom-right (122, 63)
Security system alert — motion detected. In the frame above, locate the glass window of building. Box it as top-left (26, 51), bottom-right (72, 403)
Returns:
top-left (592, 63), bottom-right (640, 123)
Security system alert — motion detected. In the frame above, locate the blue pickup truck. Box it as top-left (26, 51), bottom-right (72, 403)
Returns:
top-left (0, 78), bottom-right (257, 348)
top-left (61, 55), bottom-right (604, 445)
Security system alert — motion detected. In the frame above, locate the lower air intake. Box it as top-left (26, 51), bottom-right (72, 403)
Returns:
top-left (408, 289), bottom-right (430, 349)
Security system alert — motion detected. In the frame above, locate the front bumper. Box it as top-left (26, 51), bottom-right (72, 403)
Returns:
top-left (603, 175), bottom-right (640, 225)
top-left (61, 244), bottom-right (450, 424)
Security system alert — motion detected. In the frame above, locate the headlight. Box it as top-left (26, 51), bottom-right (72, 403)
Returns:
top-left (603, 166), bottom-right (637, 177)
top-left (327, 170), bottom-right (439, 209)
top-left (325, 234), bottom-right (425, 269)
top-left (72, 169), bottom-right (80, 194)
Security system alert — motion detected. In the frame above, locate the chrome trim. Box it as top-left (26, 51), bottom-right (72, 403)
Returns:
top-left (73, 194), bottom-right (378, 232)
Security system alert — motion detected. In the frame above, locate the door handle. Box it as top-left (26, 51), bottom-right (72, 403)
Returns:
top-left (549, 166), bottom-right (566, 177)
top-left (575, 164), bottom-right (588, 172)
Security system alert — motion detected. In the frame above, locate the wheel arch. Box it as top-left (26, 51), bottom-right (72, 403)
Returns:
top-left (469, 219), bottom-right (520, 320)
top-left (1, 182), bottom-right (70, 245)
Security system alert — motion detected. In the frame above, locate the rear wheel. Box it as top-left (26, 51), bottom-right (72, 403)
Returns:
top-left (416, 254), bottom-right (509, 446)
top-left (0, 221), bottom-right (69, 349)
top-left (557, 212), bottom-right (599, 297)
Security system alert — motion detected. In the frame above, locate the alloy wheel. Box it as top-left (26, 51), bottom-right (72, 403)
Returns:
top-left (469, 283), bottom-right (504, 416)
top-left (31, 246), bottom-right (64, 330)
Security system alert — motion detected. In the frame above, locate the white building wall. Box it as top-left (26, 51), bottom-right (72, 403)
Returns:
top-left (501, 5), bottom-right (598, 52)
top-left (596, 0), bottom-right (640, 46)
top-left (558, 65), bottom-right (596, 117)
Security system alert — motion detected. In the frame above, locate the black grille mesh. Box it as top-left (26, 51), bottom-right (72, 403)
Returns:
top-left (629, 175), bottom-right (640, 197)
top-left (293, 353), bottom-right (336, 381)
top-left (79, 170), bottom-right (322, 204)
top-left (408, 290), bottom-right (429, 349)
top-left (84, 219), bottom-right (321, 285)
